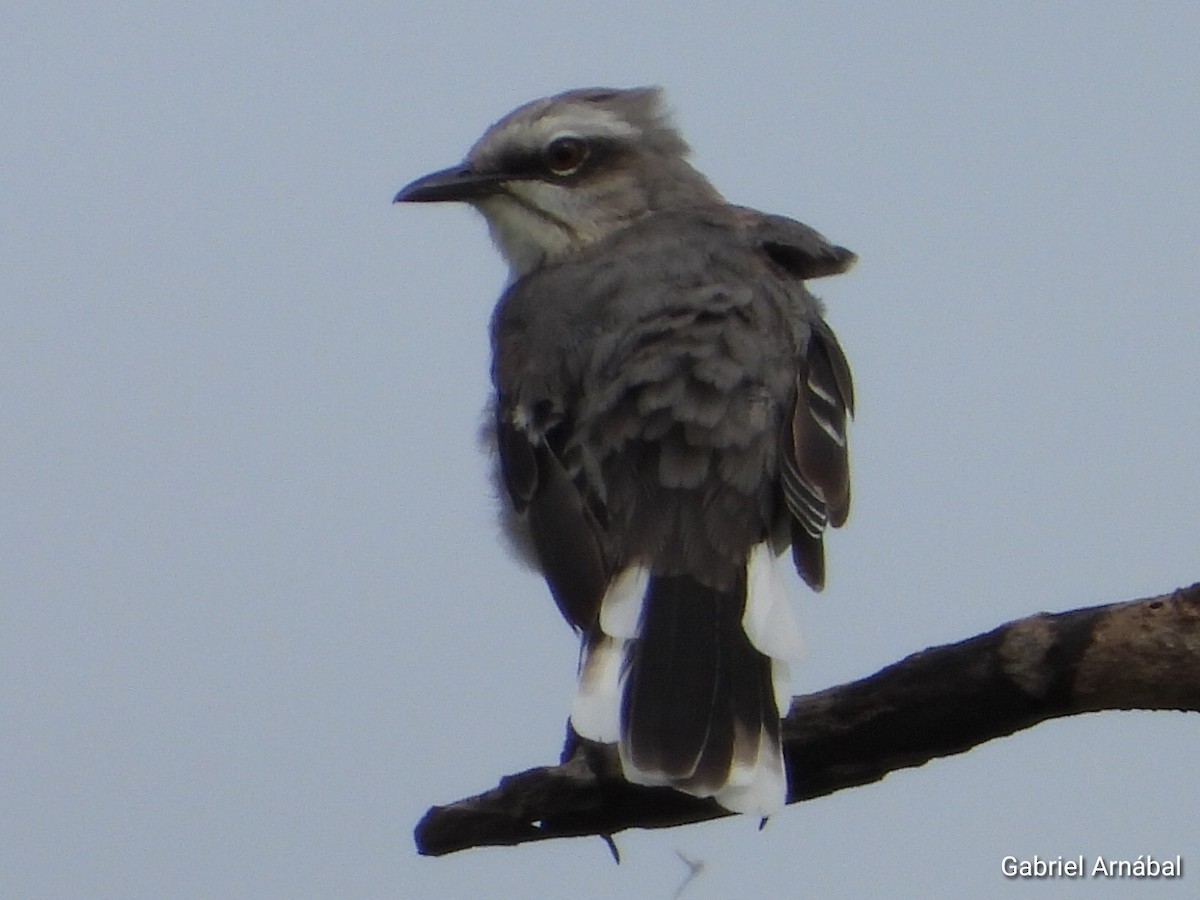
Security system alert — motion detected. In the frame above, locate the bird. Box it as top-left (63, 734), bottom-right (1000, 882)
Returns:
top-left (394, 87), bottom-right (855, 816)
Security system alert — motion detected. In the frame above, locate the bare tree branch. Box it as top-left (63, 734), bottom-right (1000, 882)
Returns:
top-left (415, 583), bottom-right (1200, 856)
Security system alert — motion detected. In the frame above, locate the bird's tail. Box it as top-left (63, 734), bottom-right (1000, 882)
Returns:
top-left (570, 544), bottom-right (802, 816)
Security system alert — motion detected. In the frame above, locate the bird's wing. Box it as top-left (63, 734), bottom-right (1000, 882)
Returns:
top-left (493, 397), bottom-right (610, 632)
top-left (753, 212), bottom-right (858, 280)
top-left (780, 311), bottom-right (854, 591)
top-left (787, 324), bottom-right (854, 592)
top-left (717, 211), bottom-right (856, 591)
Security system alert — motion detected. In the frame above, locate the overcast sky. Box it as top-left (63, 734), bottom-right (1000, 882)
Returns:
top-left (4, 4), bottom-right (1199, 898)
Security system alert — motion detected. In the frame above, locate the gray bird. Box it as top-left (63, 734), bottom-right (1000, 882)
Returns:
top-left (395, 87), bottom-right (855, 816)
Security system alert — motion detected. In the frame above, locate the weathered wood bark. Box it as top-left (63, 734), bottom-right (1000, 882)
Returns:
top-left (415, 583), bottom-right (1200, 857)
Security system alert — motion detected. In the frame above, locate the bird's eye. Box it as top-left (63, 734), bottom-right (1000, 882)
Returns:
top-left (544, 137), bottom-right (588, 175)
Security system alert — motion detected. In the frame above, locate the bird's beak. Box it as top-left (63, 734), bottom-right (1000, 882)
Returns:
top-left (393, 165), bottom-right (506, 204)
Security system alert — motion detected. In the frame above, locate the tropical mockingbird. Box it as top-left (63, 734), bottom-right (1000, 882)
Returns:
top-left (395, 87), bottom-right (855, 816)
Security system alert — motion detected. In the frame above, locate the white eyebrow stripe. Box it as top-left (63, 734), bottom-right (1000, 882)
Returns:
top-left (527, 109), bottom-right (642, 144)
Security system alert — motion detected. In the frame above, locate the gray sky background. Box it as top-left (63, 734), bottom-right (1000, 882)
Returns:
top-left (4, 4), bottom-right (1199, 898)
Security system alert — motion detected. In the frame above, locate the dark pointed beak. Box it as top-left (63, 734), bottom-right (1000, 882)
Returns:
top-left (393, 165), bottom-right (506, 204)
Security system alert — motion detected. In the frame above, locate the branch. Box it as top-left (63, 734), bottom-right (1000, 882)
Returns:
top-left (415, 583), bottom-right (1200, 856)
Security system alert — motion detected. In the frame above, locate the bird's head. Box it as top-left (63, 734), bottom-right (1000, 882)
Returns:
top-left (394, 87), bottom-right (722, 278)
